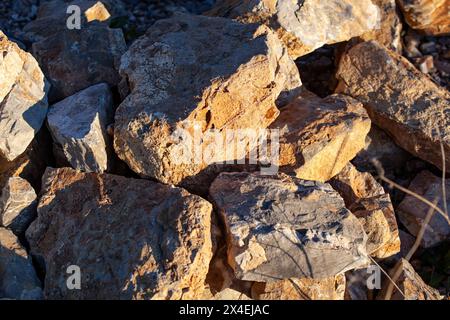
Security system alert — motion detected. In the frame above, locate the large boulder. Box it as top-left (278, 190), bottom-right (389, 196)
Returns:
top-left (47, 83), bottom-right (114, 173)
top-left (0, 30), bottom-right (49, 161)
top-left (336, 41), bottom-right (450, 173)
top-left (114, 13), bottom-right (301, 186)
top-left (209, 172), bottom-right (368, 282)
top-left (207, 0), bottom-right (380, 59)
top-left (26, 167), bottom-right (213, 299)
top-left (397, 0), bottom-right (450, 35)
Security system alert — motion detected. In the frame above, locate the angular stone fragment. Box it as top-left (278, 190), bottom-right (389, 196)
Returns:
top-left (47, 83), bottom-right (114, 173)
top-left (0, 31), bottom-right (49, 161)
top-left (251, 275), bottom-right (346, 300)
top-left (114, 14), bottom-right (301, 185)
top-left (209, 172), bottom-right (368, 282)
top-left (211, 288), bottom-right (252, 300)
top-left (208, 0), bottom-right (380, 59)
top-left (32, 25), bottom-right (126, 102)
top-left (397, 170), bottom-right (450, 248)
top-left (336, 41), bottom-right (450, 173)
top-left (398, 0), bottom-right (450, 35)
top-left (26, 167), bottom-right (213, 300)
top-left (0, 227), bottom-right (43, 300)
top-left (271, 92), bottom-right (371, 182)
top-left (0, 177), bottom-right (37, 235)
top-left (379, 259), bottom-right (443, 300)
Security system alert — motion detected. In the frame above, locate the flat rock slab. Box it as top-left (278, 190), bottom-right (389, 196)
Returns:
top-left (336, 41), bottom-right (450, 173)
top-left (26, 167), bottom-right (213, 300)
top-left (0, 31), bottom-right (49, 161)
top-left (271, 92), bottom-right (370, 182)
top-left (209, 172), bottom-right (368, 281)
top-left (114, 13), bottom-right (301, 186)
top-left (208, 0), bottom-right (380, 58)
top-left (47, 83), bottom-right (114, 173)
top-left (398, 0), bottom-right (450, 35)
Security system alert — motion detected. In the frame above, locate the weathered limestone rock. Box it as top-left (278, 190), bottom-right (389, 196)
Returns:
top-left (0, 177), bottom-right (37, 236)
top-left (47, 83), bottom-right (114, 173)
top-left (26, 167), bottom-right (213, 300)
top-left (208, 0), bottom-right (380, 59)
top-left (114, 14), bottom-right (301, 186)
top-left (0, 31), bottom-right (49, 161)
top-left (379, 259), bottom-right (443, 300)
top-left (209, 172), bottom-right (368, 282)
top-left (32, 25), bottom-right (126, 102)
top-left (397, 170), bottom-right (450, 248)
top-left (251, 275), bottom-right (346, 300)
top-left (398, 0), bottom-right (450, 35)
top-left (0, 227), bottom-right (43, 300)
top-left (359, 0), bottom-right (403, 53)
top-left (271, 92), bottom-right (371, 182)
top-left (211, 288), bottom-right (252, 300)
top-left (336, 41), bottom-right (450, 173)
top-left (331, 163), bottom-right (400, 259)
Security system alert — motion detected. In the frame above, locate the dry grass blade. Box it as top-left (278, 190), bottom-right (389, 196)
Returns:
top-left (436, 125), bottom-right (448, 218)
top-left (367, 255), bottom-right (405, 299)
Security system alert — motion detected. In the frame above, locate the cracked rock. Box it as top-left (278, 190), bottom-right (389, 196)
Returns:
top-left (398, 0), bottom-right (450, 35)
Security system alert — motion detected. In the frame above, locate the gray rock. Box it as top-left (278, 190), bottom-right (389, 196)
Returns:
top-left (209, 172), bottom-right (368, 281)
top-left (0, 227), bottom-right (43, 300)
top-left (0, 177), bottom-right (37, 235)
top-left (47, 83), bottom-right (114, 173)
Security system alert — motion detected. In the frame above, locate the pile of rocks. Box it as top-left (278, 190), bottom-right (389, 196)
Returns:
top-left (0, 0), bottom-right (449, 300)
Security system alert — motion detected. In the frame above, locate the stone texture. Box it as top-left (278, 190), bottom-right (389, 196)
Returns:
top-left (0, 177), bottom-right (37, 236)
top-left (398, 0), bottom-right (450, 35)
top-left (0, 227), bottom-right (43, 300)
top-left (208, 0), bottom-right (380, 59)
top-left (47, 83), bottom-right (114, 173)
top-left (32, 25), bottom-right (126, 102)
top-left (211, 288), bottom-right (252, 300)
top-left (0, 30), bottom-right (49, 161)
top-left (209, 172), bottom-right (368, 282)
top-left (271, 92), bottom-right (371, 182)
top-left (397, 170), bottom-right (450, 248)
top-left (379, 259), bottom-right (443, 300)
top-left (336, 41), bottom-right (450, 173)
top-left (251, 275), bottom-right (346, 300)
top-left (114, 13), bottom-right (301, 186)
top-left (331, 163), bottom-right (400, 259)
top-left (26, 167), bottom-right (213, 300)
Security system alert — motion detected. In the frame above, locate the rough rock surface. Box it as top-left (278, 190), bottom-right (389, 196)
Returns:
top-left (26, 167), bottom-right (213, 300)
top-left (208, 0), bottom-right (380, 59)
top-left (0, 227), bottom-right (43, 300)
top-left (211, 288), bottom-right (252, 300)
top-left (397, 170), bottom-right (450, 248)
top-left (271, 92), bottom-right (371, 182)
top-left (251, 275), bottom-right (346, 300)
top-left (398, 0), bottom-right (450, 35)
top-left (32, 25), bottom-right (126, 102)
top-left (0, 177), bottom-right (37, 235)
top-left (331, 163), bottom-right (400, 259)
top-left (47, 83), bottom-right (114, 173)
top-left (114, 13), bottom-right (301, 186)
top-left (209, 172), bottom-right (368, 281)
top-left (0, 30), bottom-right (49, 161)
top-left (336, 41), bottom-right (450, 173)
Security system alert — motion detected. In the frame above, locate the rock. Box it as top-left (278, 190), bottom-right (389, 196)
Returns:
top-left (207, 0), bottom-right (380, 59)
top-left (271, 92), bottom-right (371, 182)
top-left (379, 259), bottom-right (443, 300)
top-left (26, 167), bottom-right (213, 300)
top-left (114, 13), bottom-right (301, 186)
top-left (0, 177), bottom-right (37, 235)
top-left (47, 83), bottom-right (114, 173)
top-left (0, 227), bottom-right (43, 300)
top-left (359, 0), bottom-right (402, 53)
top-left (0, 30), bottom-right (49, 161)
top-left (251, 275), bottom-right (346, 300)
top-left (336, 41), bottom-right (450, 173)
top-left (32, 25), bottom-right (126, 102)
top-left (397, 0), bottom-right (450, 35)
top-left (417, 55), bottom-right (435, 74)
top-left (331, 163), bottom-right (400, 259)
top-left (345, 268), bottom-right (371, 300)
top-left (209, 172), bottom-right (368, 282)
top-left (211, 288), bottom-right (252, 300)
top-left (397, 170), bottom-right (450, 248)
